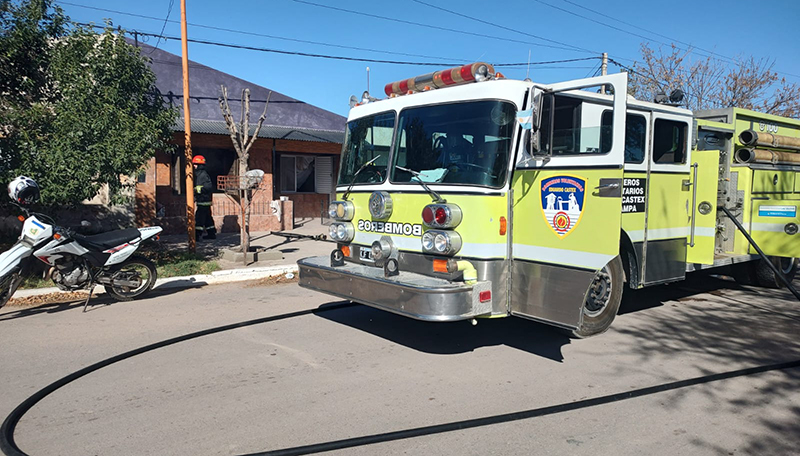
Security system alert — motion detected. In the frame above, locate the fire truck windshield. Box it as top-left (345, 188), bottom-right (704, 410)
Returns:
top-left (390, 100), bottom-right (516, 188)
top-left (338, 111), bottom-right (395, 186)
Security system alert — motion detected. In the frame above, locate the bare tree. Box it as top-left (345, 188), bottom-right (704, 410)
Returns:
top-left (218, 86), bottom-right (271, 261)
top-left (629, 43), bottom-right (800, 118)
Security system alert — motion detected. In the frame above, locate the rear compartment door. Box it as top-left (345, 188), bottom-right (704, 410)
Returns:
top-left (510, 73), bottom-right (627, 328)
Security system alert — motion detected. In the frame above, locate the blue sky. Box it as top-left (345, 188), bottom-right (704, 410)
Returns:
top-left (56, 0), bottom-right (800, 119)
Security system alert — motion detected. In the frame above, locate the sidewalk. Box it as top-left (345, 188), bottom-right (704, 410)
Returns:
top-left (13, 221), bottom-right (335, 299)
top-left (159, 220), bottom-right (333, 270)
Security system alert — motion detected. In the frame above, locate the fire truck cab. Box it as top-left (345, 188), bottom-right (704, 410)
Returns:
top-left (298, 63), bottom-right (800, 337)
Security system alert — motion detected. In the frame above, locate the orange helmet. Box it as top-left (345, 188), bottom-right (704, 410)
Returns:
top-left (192, 155), bottom-right (206, 164)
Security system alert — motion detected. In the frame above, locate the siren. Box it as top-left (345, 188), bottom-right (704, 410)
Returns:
top-left (384, 62), bottom-right (495, 97)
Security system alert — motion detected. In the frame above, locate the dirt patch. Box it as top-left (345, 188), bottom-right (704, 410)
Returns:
top-left (7, 291), bottom-right (89, 308)
top-left (246, 274), bottom-right (299, 287)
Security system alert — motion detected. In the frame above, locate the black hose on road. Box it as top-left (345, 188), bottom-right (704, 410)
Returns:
top-left (0, 303), bottom-right (355, 456)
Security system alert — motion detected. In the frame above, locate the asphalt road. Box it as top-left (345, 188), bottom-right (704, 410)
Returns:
top-left (0, 274), bottom-right (799, 456)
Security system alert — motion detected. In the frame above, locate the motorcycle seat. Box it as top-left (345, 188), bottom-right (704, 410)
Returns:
top-left (74, 228), bottom-right (142, 252)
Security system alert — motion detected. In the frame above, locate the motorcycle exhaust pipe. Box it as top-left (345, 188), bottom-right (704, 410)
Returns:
top-left (97, 277), bottom-right (142, 288)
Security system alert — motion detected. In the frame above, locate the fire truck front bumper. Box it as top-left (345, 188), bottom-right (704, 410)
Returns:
top-left (297, 256), bottom-right (493, 322)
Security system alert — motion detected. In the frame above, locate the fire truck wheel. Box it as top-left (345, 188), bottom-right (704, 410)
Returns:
top-left (571, 256), bottom-right (624, 338)
top-left (754, 256), bottom-right (798, 289)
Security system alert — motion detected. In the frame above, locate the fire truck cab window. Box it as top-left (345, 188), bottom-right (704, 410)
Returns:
top-left (540, 94), bottom-right (612, 156)
top-left (390, 100), bottom-right (515, 188)
top-left (653, 119), bottom-right (687, 164)
top-left (601, 111), bottom-right (647, 164)
top-left (338, 111), bottom-right (396, 186)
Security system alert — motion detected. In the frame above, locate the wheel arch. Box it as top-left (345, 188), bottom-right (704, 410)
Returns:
top-left (619, 229), bottom-right (639, 289)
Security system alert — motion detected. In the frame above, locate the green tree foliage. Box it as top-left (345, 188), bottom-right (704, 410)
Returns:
top-left (0, 0), bottom-right (176, 205)
top-left (629, 43), bottom-right (800, 118)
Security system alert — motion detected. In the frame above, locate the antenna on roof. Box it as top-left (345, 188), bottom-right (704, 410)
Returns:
top-left (525, 50), bottom-right (531, 81)
top-left (366, 66), bottom-right (370, 94)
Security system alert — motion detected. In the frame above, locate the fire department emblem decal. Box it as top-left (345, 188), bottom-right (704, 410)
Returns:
top-left (540, 175), bottom-right (586, 238)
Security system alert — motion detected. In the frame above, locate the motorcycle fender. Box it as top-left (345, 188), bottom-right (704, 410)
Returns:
top-left (105, 244), bottom-right (138, 266)
top-left (0, 242), bottom-right (33, 277)
top-left (138, 226), bottom-right (163, 241)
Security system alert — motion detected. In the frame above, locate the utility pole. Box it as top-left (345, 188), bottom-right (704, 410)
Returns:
top-left (180, 0), bottom-right (195, 252)
top-left (600, 52), bottom-right (608, 95)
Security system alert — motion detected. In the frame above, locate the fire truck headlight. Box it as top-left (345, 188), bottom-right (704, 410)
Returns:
top-left (329, 201), bottom-right (355, 221)
top-left (329, 222), bottom-right (355, 243)
top-left (422, 231), bottom-right (435, 251)
top-left (422, 230), bottom-right (461, 256)
top-left (434, 233), bottom-right (448, 252)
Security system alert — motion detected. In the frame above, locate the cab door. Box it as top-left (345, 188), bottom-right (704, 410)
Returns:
top-left (510, 73), bottom-right (627, 328)
top-left (641, 112), bottom-right (693, 284)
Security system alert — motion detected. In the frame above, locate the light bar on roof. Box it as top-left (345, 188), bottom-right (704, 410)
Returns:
top-left (384, 62), bottom-right (495, 96)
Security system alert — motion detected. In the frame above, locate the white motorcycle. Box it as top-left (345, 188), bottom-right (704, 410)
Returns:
top-left (0, 176), bottom-right (163, 310)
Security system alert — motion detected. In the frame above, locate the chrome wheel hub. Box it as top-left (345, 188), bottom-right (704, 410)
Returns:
top-left (585, 267), bottom-right (612, 316)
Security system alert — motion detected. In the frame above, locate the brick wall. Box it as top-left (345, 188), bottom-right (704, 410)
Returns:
top-left (135, 132), bottom-right (336, 233)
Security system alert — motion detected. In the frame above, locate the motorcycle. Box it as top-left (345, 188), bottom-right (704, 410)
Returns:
top-left (0, 205), bottom-right (163, 311)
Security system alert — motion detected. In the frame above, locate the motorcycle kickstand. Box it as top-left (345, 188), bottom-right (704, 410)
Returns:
top-left (82, 284), bottom-right (96, 313)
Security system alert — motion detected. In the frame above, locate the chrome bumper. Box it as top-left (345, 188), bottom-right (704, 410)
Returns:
top-left (297, 256), bottom-right (492, 322)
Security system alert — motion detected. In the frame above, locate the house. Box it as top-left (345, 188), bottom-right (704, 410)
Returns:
top-left (133, 41), bottom-right (346, 234)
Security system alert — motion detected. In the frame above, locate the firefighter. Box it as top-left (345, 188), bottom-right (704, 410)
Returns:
top-left (192, 155), bottom-right (216, 240)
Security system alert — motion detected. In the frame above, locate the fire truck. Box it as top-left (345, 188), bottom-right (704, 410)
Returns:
top-left (297, 62), bottom-right (800, 337)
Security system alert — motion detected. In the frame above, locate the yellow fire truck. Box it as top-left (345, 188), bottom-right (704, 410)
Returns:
top-left (298, 63), bottom-right (800, 337)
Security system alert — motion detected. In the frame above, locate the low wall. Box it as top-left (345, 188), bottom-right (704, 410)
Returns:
top-left (0, 204), bottom-right (135, 240)
top-left (154, 197), bottom-right (294, 234)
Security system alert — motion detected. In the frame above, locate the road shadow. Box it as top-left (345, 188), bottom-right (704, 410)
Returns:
top-left (609, 272), bottom-right (800, 456)
top-left (314, 303), bottom-right (570, 362)
top-left (0, 282), bottom-right (203, 322)
top-left (618, 271), bottom-right (753, 315)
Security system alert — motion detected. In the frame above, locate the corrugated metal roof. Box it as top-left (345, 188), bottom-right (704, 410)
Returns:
top-left (175, 119), bottom-right (345, 143)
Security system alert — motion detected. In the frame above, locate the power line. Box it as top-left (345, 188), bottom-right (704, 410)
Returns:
top-left (289, 0), bottom-right (593, 54)
top-left (548, 0), bottom-right (800, 80)
top-left (57, 1), bottom-right (472, 63)
top-left (76, 22), bottom-right (601, 69)
top-left (145, 0), bottom-right (174, 54)
top-left (558, 0), bottom-right (731, 63)
top-left (410, 0), bottom-right (594, 54)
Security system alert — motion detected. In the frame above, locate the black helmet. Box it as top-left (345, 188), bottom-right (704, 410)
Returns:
top-left (7, 176), bottom-right (40, 206)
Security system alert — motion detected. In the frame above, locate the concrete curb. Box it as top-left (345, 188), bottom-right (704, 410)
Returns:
top-left (12, 264), bottom-right (300, 299)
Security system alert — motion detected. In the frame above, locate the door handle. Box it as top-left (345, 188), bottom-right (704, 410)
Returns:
top-left (595, 183), bottom-right (619, 190)
top-left (689, 162), bottom-right (699, 247)
top-left (595, 178), bottom-right (622, 197)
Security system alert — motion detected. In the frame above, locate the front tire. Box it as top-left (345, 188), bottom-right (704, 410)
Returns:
top-left (0, 269), bottom-right (24, 309)
top-left (571, 256), bottom-right (624, 338)
top-left (104, 256), bottom-right (157, 301)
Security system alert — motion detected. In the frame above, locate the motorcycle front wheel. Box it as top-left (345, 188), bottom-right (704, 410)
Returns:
top-left (104, 256), bottom-right (157, 301)
top-left (0, 269), bottom-right (24, 309)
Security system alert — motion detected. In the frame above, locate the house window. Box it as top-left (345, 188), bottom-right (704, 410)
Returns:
top-left (279, 155), bottom-right (334, 194)
top-left (171, 152), bottom-right (185, 194)
top-left (192, 147), bottom-right (237, 192)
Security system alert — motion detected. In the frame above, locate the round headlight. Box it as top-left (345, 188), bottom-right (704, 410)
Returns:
top-left (328, 203), bottom-right (338, 219)
top-left (336, 224), bottom-right (346, 239)
top-left (422, 232), bottom-right (435, 251)
top-left (434, 233), bottom-right (449, 252)
top-left (329, 224), bottom-right (339, 240)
